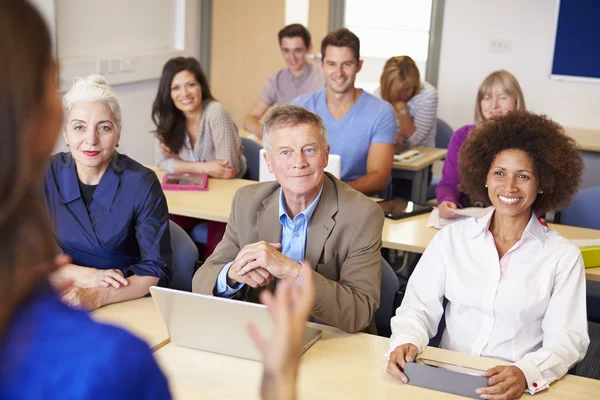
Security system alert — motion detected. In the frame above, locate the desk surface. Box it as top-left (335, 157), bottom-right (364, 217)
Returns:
top-left (155, 323), bottom-right (600, 400)
top-left (150, 166), bottom-right (254, 223)
top-left (238, 129), bottom-right (447, 172)
top-left (565, 126), bottom-right (600, 153)
top-left (381, 212), bottom-right (600, 281)
top-left (91, 297), bottom-right (169, 352)
top-left (392, 147), bottom-right (447, 171)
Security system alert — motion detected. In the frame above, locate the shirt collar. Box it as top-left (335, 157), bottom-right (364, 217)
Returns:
top-left (58, 154), bottom-right (121, 211)
top-left (288, 63), bottom-right (313, 83)
top-left (278, 185), bottom-right (324, 224)
top-left (468, 208), bottom-right (546, 245)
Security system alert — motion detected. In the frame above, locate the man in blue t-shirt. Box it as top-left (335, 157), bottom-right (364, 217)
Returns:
top-left (291, 28), bottom-right (396, 196)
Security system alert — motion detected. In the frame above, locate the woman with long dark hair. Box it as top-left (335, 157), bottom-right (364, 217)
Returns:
top-left (152, 57), bottom-right (246, 178)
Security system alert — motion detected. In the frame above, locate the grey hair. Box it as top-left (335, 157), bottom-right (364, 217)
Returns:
top-left (62, 74), bottom-right (122, 132)
top-left (262, 105), bottom-right (328, 151)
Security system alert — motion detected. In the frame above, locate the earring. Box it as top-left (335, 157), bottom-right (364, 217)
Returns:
top-left (485, 184), bottom-right (488, 188)
top-left (538, 190), bottom-right (543, 194)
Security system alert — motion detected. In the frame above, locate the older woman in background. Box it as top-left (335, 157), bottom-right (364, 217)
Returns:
top-left (153, 57), bottom-right (246, 178)
top-left (375, 55), bottom-right (438, 151)
top-left (388, 111), bottom-right (588, 399)
top-left (44, 75), bottom-right (171, 311)
top-left (437, 70), bottom-right (526, 219)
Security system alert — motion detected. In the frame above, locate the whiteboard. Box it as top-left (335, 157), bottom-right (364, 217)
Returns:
top-left (30, 0), bottom-right (188, 90)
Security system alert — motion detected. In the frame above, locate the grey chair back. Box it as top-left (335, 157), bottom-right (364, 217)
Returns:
top-left (241, 137), bottom-right (263, 181)
top-left (169, 220), bottom-right (199, 292)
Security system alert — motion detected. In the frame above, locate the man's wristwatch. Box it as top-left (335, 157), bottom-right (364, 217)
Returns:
top-left (397, 109), bottom-right (409, 116)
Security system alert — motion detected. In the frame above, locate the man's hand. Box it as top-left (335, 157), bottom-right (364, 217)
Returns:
top-left (387, 344), bottom-right (420, 383)
top-left (227, 264), bottom-right (274, 289)
top-left (476, 365), bottom-right (527, 400)
top-left (235, 241), bottom-right (301, 280)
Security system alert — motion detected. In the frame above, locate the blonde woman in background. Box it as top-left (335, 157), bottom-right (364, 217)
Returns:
top-left (375, 55), bottom-right (438, 151)
top-left (436, 70), bottom-right (526, 219)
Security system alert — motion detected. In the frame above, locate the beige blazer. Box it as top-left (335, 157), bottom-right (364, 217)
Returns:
top-left (192, 173), bottom-right (384, 334)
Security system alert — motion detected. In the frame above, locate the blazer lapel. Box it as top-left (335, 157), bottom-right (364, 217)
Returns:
top-left (305, 175), bottom-right (337, 268)
top-left (254, 188), bottom-right (281, 294)
top-left (257, 188), bottom-right (282, 246)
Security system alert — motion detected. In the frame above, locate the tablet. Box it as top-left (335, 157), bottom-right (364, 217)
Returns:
top-left (161, 173), bottom-right (208, 191)
top-left (404, 359), bottom-right (487, 399)
top-left (378, 199), bottom-right (432, 220)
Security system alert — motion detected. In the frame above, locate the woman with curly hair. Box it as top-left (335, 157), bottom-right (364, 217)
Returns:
top-left (387, 111), bottom-right (588, 399)
top-left (437, 70), bottom-right (526, 219)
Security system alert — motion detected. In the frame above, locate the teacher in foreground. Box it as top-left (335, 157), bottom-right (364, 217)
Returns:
top-left (388, 111), bottom-right (588, 399)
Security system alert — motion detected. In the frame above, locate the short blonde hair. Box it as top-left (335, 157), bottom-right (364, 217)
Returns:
top-left (63, 74), bottom-right (122, 132)
top-left (474, 70), bottom-right (526, 123)
top-left (379, 56), bottom-right (421, 103)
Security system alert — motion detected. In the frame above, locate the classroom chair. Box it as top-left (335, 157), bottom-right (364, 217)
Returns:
top-left (169, 220), bottom-right (199, 292)
top-left (559, 186), bottom-right (600, 229)
top-left (375, 257), bottom-right (401, 337)
top-left (558, 186), bottom-right (600, 322)
top-left (241, 137), bottom-right (262, 181)
top-left (426, 118), bottom-right (454, 199)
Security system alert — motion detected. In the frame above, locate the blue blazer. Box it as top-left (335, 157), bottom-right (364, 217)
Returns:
top-left (43, 153), bottom-right (172, 286)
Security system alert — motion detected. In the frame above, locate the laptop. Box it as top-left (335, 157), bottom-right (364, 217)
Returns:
top-left (258, 149), bottom-right (342, 182)
top-left (150, 286), bottom-right (322, 361)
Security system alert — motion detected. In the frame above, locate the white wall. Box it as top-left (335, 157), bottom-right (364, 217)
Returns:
top-left (54, 0), bottom-right (201, 165)
top-left (437, 0), bottom-right (600, 132)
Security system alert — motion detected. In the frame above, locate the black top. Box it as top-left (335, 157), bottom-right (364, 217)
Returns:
top-left (78, 180), bottom-right (98, 207)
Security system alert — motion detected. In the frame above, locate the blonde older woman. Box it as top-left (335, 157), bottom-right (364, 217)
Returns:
top-left (43, 75), bottom-right (172, 311)
top-left (436, 70), bottom-right (526, 219)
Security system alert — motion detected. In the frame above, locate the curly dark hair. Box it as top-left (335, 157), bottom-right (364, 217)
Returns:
top-left (458, 111), bottom-right (583, 213)
top-left (152, 57), bottom-right (215, 153)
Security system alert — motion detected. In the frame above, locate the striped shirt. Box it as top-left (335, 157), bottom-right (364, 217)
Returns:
top-left (374, 81), bottom-right (438, 148)
top-left (154, 100), bottom-right (247, 177)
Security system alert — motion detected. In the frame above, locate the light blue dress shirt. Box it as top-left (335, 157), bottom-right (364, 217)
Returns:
top-left (215, 186), bottom-right (324, 296)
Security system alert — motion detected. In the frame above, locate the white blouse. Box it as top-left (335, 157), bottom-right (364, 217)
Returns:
top-left (389, 210), bottom-right (589, 395)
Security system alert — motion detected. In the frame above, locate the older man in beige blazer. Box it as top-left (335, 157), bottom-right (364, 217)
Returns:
top-left (192, 105), bottom-right (384, 334)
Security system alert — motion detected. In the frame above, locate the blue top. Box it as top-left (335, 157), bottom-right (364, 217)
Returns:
top-left (215, 186), bottom-right (324, 297)
top-left (43, 153), bottom-right (172, 286)
top-left (0, 283), bottom-right (171, 399)
top-left (291, 89), bottom-right (397, 181)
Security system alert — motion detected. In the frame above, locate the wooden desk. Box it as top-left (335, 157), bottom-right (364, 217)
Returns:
top-left (392, 147), bottom-right (447, 172)
top-left (154, 323), bottom-right (600, 399)
top-left (381, 213), bottom-right (600, 281)
top-left (391, 147), bottom-right (448, 203)
top-left (91, 297), bottom-right (170, 352)
top-left (565, 127), bottom-right (600, 153)
top-left (149, 166), bottom-right (254, 223)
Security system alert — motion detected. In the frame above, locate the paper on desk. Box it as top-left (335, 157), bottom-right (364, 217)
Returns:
top-left (427, 207), bottom-right (493, 229)
top-left (570, 239), bottom-right (600, 248)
